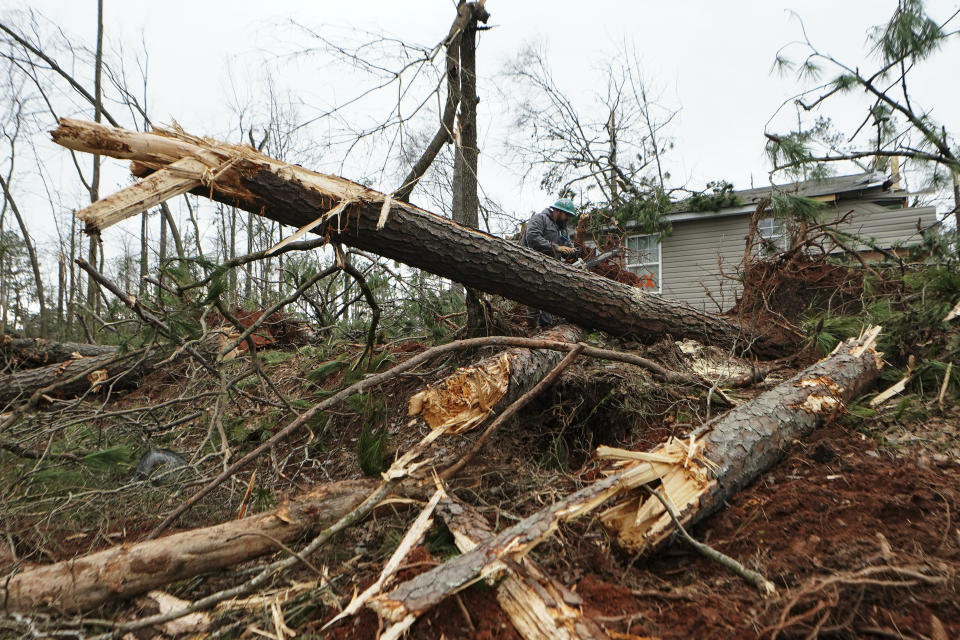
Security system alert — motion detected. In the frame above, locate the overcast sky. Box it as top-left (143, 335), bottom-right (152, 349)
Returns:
top-left (7, 0), bottom-right (960, 246)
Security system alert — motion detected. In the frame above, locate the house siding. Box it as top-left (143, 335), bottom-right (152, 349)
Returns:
top-left (829, 202), bottom-right (937, 250)
top-left (657, 204), bottom-right (939, 311)
top-left (660, 216), bottom-right (747, 312)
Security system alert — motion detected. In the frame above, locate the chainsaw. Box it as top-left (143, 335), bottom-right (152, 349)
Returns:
top-left (566, 246), bottom-right (622, 270)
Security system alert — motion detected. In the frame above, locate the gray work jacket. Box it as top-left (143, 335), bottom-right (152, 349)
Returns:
top-left (522, 208), bottom-right (573, 257)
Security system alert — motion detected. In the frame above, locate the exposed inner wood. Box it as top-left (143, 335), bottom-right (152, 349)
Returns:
top-left (366, 329), bottom-right (883, 622)
top-left (439, 495), bottom-right (611, 640)
top-left (409, 324), bottom-right (582, 433)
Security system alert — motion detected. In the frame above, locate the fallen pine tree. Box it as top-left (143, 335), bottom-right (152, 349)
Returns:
top-left (1, 335), bottom-right (118, 368)
top-left (50, 118), bottom-right (792, 357)
top-left (365, 328), bottom-right (883, 632)
top-left (1, 328), bottom-right (881, 623)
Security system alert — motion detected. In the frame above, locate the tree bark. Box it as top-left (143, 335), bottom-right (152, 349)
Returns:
top-left (1, 335), bottom-right (118, 368)
top-left (599, 326), bottom-right (884, 553)
top-left (367, 330), bottom-right (883, 623)
top-left (50, 118), bottom-right (790, 357)
top-left (0, 349), bottom-right (145, 406)
top-left (451, 7), bottom-right (485, 335)
top-left (1, 479), bottom-right (378, 613)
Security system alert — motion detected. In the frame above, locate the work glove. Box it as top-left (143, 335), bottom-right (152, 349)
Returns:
top-left (556, 245), bottom-right (577, 256)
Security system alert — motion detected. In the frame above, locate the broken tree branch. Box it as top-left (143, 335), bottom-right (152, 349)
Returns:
top-left (365, 329), bottom-right (884, 623)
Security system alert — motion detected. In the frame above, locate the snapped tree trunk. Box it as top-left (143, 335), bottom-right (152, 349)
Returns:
top-left (1, 335), bottom-right (118, 368)
top-left (408, 323), bottom-right (583, 434)
top-left (51, 119), bottom-right (790, 357)
top-left (439, 495), bottom-right (611, 640)
top-left (599, 326), bottom-right (884, 553)
top-left (0, 349), bottom-right (149, 406)
top-left (1, 478), bottom-right (378, 613)
top-left (366, 329), bottom-right (883, 624)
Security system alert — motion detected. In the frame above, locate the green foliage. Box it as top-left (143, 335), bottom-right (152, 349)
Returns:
top-left (802, 314), bottom-right (866, 355)
top-left (345, 392), bottom-right (386, 424)
top-left (426, 523), bottom-right (460, 559)
top-left (771, 193), bottom-right (825, 223)
top-left (540, 434), bottom-right (570, 472)
top-left (870, 0), bottom-right (944, 64)
top-left (259, 350), bottom-right (293, 366)
top-left (307, 359), bottom-right (348, 384)
top-left (357, 422), bottom-right (389, 476)
top-left (80, 446), bottom-right (135, 471)
top-left (686, 181), bottom-right (741, 212)
top-left (590, 187), bottom-right (672, 238)
top-left (365, 350), bottom-right (393, 373)
top-left (202, 266), bottom-right (229, 304)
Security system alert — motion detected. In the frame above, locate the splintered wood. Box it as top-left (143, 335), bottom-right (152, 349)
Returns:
top-left (407, 324), bottom-right (583, 434)
top-left (439, 496), bottom-right (611, 640)
top-left (408, 353), bottom-right (510, 433)
top-left (599, 327), bottom-right (883, 553)
top-left (597, 438), bottom-right (718, 553)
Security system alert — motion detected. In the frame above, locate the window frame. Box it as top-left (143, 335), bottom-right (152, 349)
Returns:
top-left (756, 216), bottom-right (787, 253)
top-left (625, 233), bottom-right (662, 294)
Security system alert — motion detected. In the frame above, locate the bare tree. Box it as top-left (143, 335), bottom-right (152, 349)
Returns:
top-left (502, 41), bottom-right (679, 210)
top-left (0, 91), bottom-right (48, 337)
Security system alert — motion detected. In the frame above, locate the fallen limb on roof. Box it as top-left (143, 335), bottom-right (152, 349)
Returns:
top-left (52, 118), bottom-right (791, 357)
top-left (366, 328), bottom-right (884, 624)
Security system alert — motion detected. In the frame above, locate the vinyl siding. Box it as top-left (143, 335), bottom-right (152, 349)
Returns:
top-left (829, 202), bottom-right (938, 249)
top-left (660, 216), bottom-right (747, 311)
top-left (658, 204), bottom-right (939, 310)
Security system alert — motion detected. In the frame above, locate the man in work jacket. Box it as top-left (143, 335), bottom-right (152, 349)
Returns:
top-left (520, 198), bottom-right (579, 328)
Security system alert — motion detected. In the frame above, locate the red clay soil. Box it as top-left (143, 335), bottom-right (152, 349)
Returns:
top-left (574, 421), bottom-right (960, 639)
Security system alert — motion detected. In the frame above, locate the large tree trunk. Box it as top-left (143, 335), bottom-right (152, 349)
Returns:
top-left (367, 329), bottom-right (883, 624)
top-left (1, 335), bottom-right (118, 368)
top-left (0, 349), bottom-right (145, 406)
top-left (1, 479), bottom-right (377, 613)
top-left (50, 119), bottom-right (789, 357)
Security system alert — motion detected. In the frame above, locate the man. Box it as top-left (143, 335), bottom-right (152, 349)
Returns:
top-left (521, 198), bottom-right (579, 328)
top-left (522, 197), bottom-right (579, 259)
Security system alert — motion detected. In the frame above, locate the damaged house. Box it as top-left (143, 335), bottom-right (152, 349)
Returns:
top-left (621, 172), bottom-right (940, 310)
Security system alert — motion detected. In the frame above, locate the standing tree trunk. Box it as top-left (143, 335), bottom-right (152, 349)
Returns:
top-left (86, 0), bottom-right (106, 320)
top-left (0, 175), bottom-right (48, 338)
top-left (450, 3), bottom-right (486, 336)
top-left (138, 207), bottom-right (149, 299)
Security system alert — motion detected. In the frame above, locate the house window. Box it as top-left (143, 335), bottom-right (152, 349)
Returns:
top-left (757, 217), bottom-right (787, 254)
top-left (626, 234), bottom-right (661, 293)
